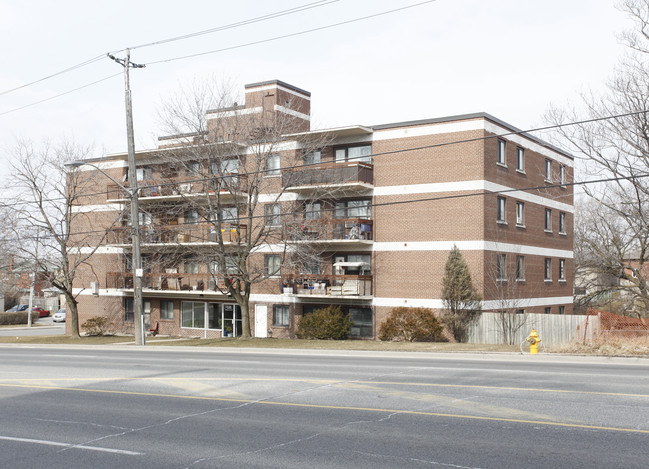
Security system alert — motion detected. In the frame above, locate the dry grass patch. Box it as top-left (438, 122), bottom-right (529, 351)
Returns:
top-left (550, 341), bottom-right (649, 357)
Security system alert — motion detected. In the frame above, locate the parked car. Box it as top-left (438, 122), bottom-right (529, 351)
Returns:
top-left (52, 308), bottom-right (66, 323)
top-left (32, 306), bottom-right (50, 318)
top-left (5, 304), bottom-right (29, 313)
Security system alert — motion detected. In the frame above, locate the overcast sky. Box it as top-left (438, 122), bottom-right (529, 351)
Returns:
top-left (0, 0), bottom-right (631, 163)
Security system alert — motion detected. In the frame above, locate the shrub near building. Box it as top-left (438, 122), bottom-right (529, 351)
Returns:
top-left (379, 307), bottom-right (445, 342)
top-left (296, 306), bottom-right (353, 340)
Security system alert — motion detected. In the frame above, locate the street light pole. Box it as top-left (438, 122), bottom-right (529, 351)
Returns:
top-left (108, 49), bottom-right (146, 346)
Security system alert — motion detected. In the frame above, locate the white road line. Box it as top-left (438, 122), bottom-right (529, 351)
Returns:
top-left (0, 435), bottom-right (143, 455)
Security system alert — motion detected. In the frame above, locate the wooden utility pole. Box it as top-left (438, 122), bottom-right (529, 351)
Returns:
top-left (108, 49), bottom-right (146, 345)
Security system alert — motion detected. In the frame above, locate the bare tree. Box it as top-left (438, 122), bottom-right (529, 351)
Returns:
top-left (545, 0), bottom-right (649, 320)
top-left (8, 139), bottom-right (119, 337)
top-left (153, 79), bottom-right (331, 338)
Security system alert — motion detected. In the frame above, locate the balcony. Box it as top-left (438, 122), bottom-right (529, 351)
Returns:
top-left (282, 162), bottom-right (373, 193)
top-left (106, 272), bottom-right (231, 292)
top-left (107, 223), bottom-right (246, 248)
top-left (106, 174), bottom-right (248, 202)
top-left (291, 218), bottom-right (372, 243)
top-left (283, 274), bottom-right (373, 298)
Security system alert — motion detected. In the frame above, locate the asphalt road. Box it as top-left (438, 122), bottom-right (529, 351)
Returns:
top-left (0, 317), bottom-right (65, 337)
top-left (0, 346), bottom-right (647, 468)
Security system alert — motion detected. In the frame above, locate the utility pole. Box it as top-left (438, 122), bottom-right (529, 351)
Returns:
top-left (108, 49), bottom-right (146, 346)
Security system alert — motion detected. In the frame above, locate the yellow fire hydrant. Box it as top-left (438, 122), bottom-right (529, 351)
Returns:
top-left (526, 329), bottom-right (541, 354)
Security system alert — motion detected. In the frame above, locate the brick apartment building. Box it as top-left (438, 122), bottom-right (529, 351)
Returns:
top-left (69, 79), bottom-right (574, 339)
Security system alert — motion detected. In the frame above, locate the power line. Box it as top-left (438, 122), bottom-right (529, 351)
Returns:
top-left (147, 0), bottom-right (438, 65)
top-left (114, 0), bottom-right (340, 52)
top-left (0, 73), bottom-right (122, 118)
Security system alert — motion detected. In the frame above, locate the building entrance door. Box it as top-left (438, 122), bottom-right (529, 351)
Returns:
top-left (222, 304), bottom-right (242, 337)
top-left (254, 304), bottom-right (268, 338)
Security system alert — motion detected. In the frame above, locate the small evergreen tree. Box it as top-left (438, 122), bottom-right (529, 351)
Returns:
top-left (441, 245), bottom-right (482, 342)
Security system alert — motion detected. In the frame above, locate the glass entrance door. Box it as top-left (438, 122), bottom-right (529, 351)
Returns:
top-left (222, 304), bottom-right (242, 337)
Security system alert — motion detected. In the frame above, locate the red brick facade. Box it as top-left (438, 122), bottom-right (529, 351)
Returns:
top-left (68, 80), bottom-right (574, 339)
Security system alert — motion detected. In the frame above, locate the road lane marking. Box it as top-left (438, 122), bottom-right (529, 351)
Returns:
top-left (0, 435), bottom-right (143, 455)
top-left (1, 382), bottom-right (648, 435)
top-left (1, 377), bottom-right (648, 398)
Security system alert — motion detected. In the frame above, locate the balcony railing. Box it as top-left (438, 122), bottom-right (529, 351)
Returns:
top-left (283, 274), bottom-right (373, 297)
top-left (107, 174), bottom-right (248, 200)
top-left (291, 218), bottom-right (372, 241)
top-left (107, 223), bottom-right (246, 245)
top-left (106, 272), bottom-right (231, 291)
top-left (282, 162), bottom-right (373, 189)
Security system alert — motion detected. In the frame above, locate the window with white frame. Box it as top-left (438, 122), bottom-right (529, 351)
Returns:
top-left (497, 197), bottom-right (506, 223)
top-left (265, 255), bottom-right (281, 277)
top-left (497, 139), bottom-right (506, 165)
top-left (266, 154), bottom-right (281, 176)
top-left (559, 259), bottom-right (566, 281)
top-left (335, 200), bottom-right (371, 219)
top-left (186, 161), bottom-right (201, 176)
top-left (497, 253), bottom-right (507, 280)
top-left (545, 159), bottom-right (552, 181)
top-left (544, 258), bottom-right (552, 281)
top-left (181, 301), bottom-right (205, 328)
top-left (559, 305), bottom-right (565, 315)
top-left (544, 307), bottom-right (551, 314)
top-left (516, 255), bottom-right (525, 281)
top-left (134, 167), bottom-right (152, 181)
top-left (516, 202), bottom-right (525, 227)
top-left (559, 165), bottom-right (566, 185)
top-left (265, 204), bottom-right (281, 226)
top-left (160, 300), bottom-right (174, 320)
top-left (545, 208), bottom-right (552, 231)
top-left (559, 212), bottom-right (566, 234)
top-left (516, 147), bottom-right (524, 172)
top-left (184, 259), bottom-right (199, 274)
top-left (273, 305), bottom-right (289, 326)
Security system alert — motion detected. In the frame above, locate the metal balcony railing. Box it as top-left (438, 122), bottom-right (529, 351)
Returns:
top-left (282, 274), bottom-right (373, 297)
top-left (290, 218), bottom-right (373, 241)
top-left (106, 272), bottom-right (231, 291)
top-left (107, 174), bottom-right (248, 200)
top-left (282, 162), bottom-right (373, 188)
top-left (107, 223), bottom-right (247, 245)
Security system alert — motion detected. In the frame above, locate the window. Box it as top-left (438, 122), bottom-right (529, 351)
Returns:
top-left (266, 154), bottom-right (281, 176)
top-left (544, 307), bottom-right (551, 314)
top-left (516, 309), bottom-right (525, 315)
top-left (497, 139), bottom-right (506, 165)
top-left (497, 197), bottom-right (506, 223)
top-left (516, 147), bottom-right (525, 172)
top-left (335, 145), bottom-right (372, 163)
top-left (304, 151), bottom-right (321, 165)
top-left (160, 300), bottom-right (174, 320)
top-left (134, 167), bottom-right (152, 181)
top-left (184, 209), bottom-right (199, 224)
top-left (273, 305), bottom-right (289, 326)
top-left (216, 206), bottom-right (238, 224)
top-left (186, 161), bottom-right (200, 176)
top-left (265, 255), bottom-right (281, 277)
top-left (545, 208), bottom-right (552, 232)
top-left (516, 202), bottom-right (525, 227)
top-left (516, 255), bottom-right (525, 281)
top-left (184, 259), bottom-right (199, 274)
top-left (559, 305), bottom-right (565, 315)
top-left (265, 204), bottom-right (281, 226)
top-left (544, 258), bottom-right (552, 281)
top-left (303, 305), bottom-right (373, 337)
top-left (559, 259), bottom-right (566, 281)
top-left (305, 202), bottom-right (322, 220)
top-left (559, 212), bottom-right (566, 234)
top-left (559, 165), bottom-right (566, 185)
top-left (181, 301), bottom-right (205, 328)
top-left (335, 200), bottom-right (371, 219)
top-left (545, 159), bottom-right (552, 181)
top-left (210, 255), bottom-right (238, 275)
top-left (497, 254), bottom-right (507, 280)
top-left (302, 259), bottom-right (321, 275)
top-left (125, 298), bottom-right (150, 322)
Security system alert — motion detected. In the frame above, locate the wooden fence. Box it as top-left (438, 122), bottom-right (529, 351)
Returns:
top-left (466, 312), bottom-right (592, 346)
